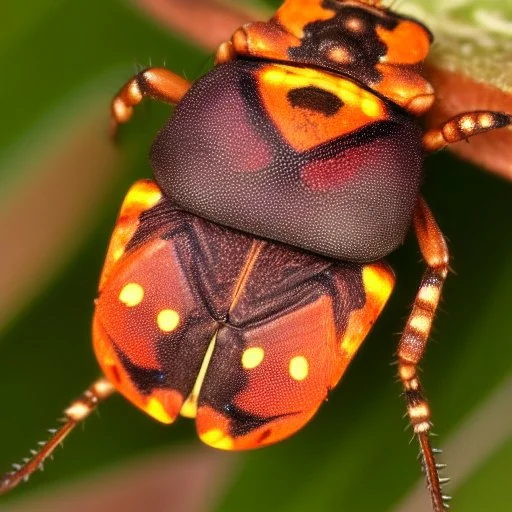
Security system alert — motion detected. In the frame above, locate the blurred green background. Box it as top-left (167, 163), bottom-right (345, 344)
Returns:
top-left (0, 0), bottom-right (510, 511)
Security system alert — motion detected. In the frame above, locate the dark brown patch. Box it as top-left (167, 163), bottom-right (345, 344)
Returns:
top-left (287, 86), bottom-right (343, 116)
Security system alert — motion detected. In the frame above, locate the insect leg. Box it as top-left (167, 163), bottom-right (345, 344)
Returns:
top-left (111, 68), bottom-right (191, 136)
top-left (0, 378), bottom-right (115, 495)
top-left (423, 110), bottom-right (512, 151)
top-left (398, 197), bottom-right (450, 512)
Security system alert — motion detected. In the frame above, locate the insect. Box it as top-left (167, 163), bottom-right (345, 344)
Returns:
top-left (1, 1), bottom-right (511, 510)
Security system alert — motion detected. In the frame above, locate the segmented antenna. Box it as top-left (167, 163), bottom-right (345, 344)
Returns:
top-left (0, 377), bottom-right (115, 495)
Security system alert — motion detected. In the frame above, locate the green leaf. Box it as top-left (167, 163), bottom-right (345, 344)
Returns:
top-left (401, 0), bottom-right (512, 92)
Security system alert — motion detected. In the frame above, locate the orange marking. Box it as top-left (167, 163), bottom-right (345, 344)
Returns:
top-left (399, 363), bottom-right (416, 381)
top-left (328, 46), bottom-right (354, 65)
top-left (99, 180), bottom-right (162, 289)
top-left (374, 63), bottom-right (434, 112)
top-left (333, 262), bottom-right (394, 387)
top-left (344, 16), bottom-right (366, 33)
top-left (376, 21), bottom-right (430, 65)
top-left (276, 0), bottom-right (336, 39)
top-left (258, 64), bottom-right (386, 152)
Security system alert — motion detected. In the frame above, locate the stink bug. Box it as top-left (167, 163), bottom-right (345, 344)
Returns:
top-left (1, 1), bottom-right (511, 511)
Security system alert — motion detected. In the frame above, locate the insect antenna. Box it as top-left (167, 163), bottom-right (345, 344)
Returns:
top-left (0, 377), bottom-right (115, 495)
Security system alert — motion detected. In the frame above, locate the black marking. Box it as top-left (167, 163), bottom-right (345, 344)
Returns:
top-left (288, 3), bottom-right (397, 85)
top-left (125, 199), bottom-right (181, 253)
top-left (116, 349), bottom-right (167, 396)
top-left (287, 86), bottom-right (343, 116)
top-left (406, 389), bottom-right (425, 407)
top-left (222, 403), bottom-right (290, 438)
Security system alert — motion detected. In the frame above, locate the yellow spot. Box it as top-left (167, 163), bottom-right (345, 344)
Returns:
top-left (289, 356), bottom-right (309, 381)
top-left (200, 429), bottom-right (234, 450)
top-left (119, 283), bottom-right (144, 307)
top-left (361, 98), bottom-right (381, 117)
top-left (157, 309), bottom-right (180, 332)
top-left (362, 265), bottom-right (394, 303)
top-left (113, 247), bottom-right (125, 262)
top-left (126, 183), bottom-right (162, 211)
top-left (180, 400), bottom-right (198, 419)
top-left (242, 347), bottom-right (265, 369)
top-left (409, 314), bottom-right (431, 334)
top-left (146, 398), bottom-right (174, 424)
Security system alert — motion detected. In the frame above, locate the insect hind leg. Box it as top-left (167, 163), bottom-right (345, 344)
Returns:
top-left (0, 377), bottom-right (115, 495)
top-left (398, 197), bottom-right (450, 512)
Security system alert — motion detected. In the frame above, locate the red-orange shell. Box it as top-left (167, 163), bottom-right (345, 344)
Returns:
top-left (93, 181), bottom-right (395, 450)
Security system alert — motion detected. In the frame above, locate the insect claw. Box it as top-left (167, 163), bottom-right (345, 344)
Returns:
top-left (436, 463), bottom-right (448, 470)
top-left (48, 429), bottom-right (57, 434)
top-left (12, 464), bottom-right (21, 471)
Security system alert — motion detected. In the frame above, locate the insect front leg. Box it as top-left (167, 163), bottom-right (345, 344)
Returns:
top-left (111, 68), bottom-right (191, 136)
top-left (422, 110), bottom-right (512, 151)
top-left (398, 197), bottom-right (450, 512)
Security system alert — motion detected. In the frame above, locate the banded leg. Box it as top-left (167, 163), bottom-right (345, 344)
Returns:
top-left (111, 68), bottom-right (191, 136)
top-left (0, 378), bottom-right (115, 495)
top-left (423, 110), bottom-right (512, 151)
top-left (398, 197), bottom-right (450, 512)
